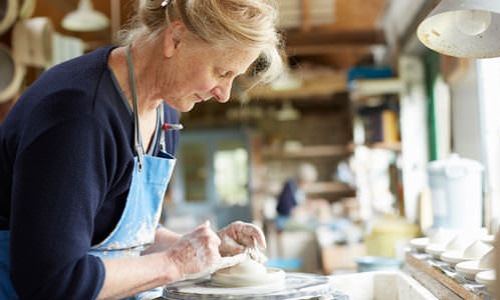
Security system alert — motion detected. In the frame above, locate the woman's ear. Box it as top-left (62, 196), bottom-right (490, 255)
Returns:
top-left (163, 21), bottom-right (185, 58)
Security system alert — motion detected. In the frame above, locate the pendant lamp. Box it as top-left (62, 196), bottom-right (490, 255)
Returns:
top-left (62, 0), bottom-right (109, 32)
top-left (417, 0), bottom-right (500, 58)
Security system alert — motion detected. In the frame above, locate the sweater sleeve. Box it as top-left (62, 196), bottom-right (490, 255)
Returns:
top-left (10, 114), bottom-right (112, 299)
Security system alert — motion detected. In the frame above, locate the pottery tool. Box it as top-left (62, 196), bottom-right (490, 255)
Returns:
top-left (162, 123), bottom-right (183, 131)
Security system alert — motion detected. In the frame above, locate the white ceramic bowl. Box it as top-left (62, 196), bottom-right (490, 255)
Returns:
top-left (409, 237), bottom-right (429, 252)
top-left (440, 250), bottom-right (469, 267)
top-left (476, 270), bottom-right (496, 293)
top-left (480, 234), bottom-right (495, 246)
top-left (440, 240), bottom-right (492, 267)
top-left (455, 260), bottom-right (490, 280)
top-left (462, 240), bottom-right (492, 260)
top-left (424, 243), bottom-right (446, 258)
top-left (445, 234), bottom-right (475, 252)
top-left (428, 228), bottom-right (456, 244)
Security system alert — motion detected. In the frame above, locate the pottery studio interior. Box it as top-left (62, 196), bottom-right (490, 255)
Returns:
top-left (2, 0), bottom-right (500, 299)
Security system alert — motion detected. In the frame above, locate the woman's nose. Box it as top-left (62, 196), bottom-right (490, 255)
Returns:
top-left (211, 80), bottom-right (232, 103)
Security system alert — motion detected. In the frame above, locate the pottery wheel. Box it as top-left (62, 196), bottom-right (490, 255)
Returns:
top-left (163, 272), bottom-right (342, 300)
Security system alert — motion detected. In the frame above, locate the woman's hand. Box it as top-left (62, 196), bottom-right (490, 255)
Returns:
top-left (164, 222), bottom-right (221, 278)
top-left (217, 221), bottom-right (266, 257)
top-left (141, 227), bottom-right (182, 255)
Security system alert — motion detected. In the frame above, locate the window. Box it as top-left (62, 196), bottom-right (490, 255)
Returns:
top-left (214, 141), bottom-right (249, 206)
top-left (477, 58), bottom-right (500, 225)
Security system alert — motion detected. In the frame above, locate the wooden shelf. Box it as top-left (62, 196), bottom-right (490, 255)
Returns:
top-left (263, 145), bottom-right (353, 159)
top-left (304, 181), bottom-right (355, 194)
top-left (349, 78), bottom-right (402, 100)
top-left (351, 142), bottom-right (401, 152)
top-left (405, 252), bottom-right (488, 300)
top-left (366, 142), bottom-right (401, 151)
top-left (247, 72), bottom-right (347, 100)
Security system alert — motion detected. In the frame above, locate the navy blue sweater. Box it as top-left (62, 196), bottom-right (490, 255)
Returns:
top-left (0, 47), bottom-right (179, 299)
top-left (276, 179), bottom-right (298, 216)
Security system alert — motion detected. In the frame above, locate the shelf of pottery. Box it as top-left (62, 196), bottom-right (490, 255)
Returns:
top-left (406, 228), bottom-right (495, 300)
top-left (0, 1), bottom-right (86, 118)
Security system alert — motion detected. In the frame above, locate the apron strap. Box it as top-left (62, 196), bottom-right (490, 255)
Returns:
top-left (126, 44), bottom-right (145, 171)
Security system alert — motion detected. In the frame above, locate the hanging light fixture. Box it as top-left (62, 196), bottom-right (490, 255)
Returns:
top-left (62, 0), bottom-right (109, 32)
top-left (417, 0), bottom-right (500, 58)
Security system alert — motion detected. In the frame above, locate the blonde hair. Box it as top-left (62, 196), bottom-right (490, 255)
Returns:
top-left (118, 0), bottom-right (284, 84)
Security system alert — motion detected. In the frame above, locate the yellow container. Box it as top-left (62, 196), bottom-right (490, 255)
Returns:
top-left (365, 215), bottom-right (420, 258)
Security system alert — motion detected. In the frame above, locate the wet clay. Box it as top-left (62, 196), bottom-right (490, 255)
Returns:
top-left (211, 256), bottom-right (285, 287)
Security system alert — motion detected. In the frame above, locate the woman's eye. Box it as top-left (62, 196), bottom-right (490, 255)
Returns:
top-left (219, 71), bottom-right (231, 79)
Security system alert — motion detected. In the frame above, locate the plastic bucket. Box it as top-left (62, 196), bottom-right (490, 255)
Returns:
top-left (427, 154), bottom-right (483, 230)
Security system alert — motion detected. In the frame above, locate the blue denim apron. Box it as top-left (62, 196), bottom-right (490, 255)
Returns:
top-left (0, 45), bottom-right (176, 300)
top-left (0, 232), bottom-right (16, 299)
top-left (89, 146), bottom-right (175, 300)
top-left (88, 146), bottom-right (175, 300)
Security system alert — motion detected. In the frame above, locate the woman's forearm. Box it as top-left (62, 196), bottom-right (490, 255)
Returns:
top-left (97, 252), bottom-right (180, 300)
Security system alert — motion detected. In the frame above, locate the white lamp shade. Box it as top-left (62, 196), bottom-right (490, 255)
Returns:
top-left (417, 0), bottom-right (500, 58)
top-left (62, 0), bottom-right (109, 32)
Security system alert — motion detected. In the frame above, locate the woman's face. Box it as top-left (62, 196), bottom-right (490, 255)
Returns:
top-left (161, 37), bottom-right (261, 112)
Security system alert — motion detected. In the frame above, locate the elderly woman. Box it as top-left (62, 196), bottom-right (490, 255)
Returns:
top-left (0, 0), bottom-right (284, 299)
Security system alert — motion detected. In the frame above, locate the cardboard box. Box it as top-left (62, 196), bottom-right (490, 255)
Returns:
top-left (321, 243), bottom-right (366, 274)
